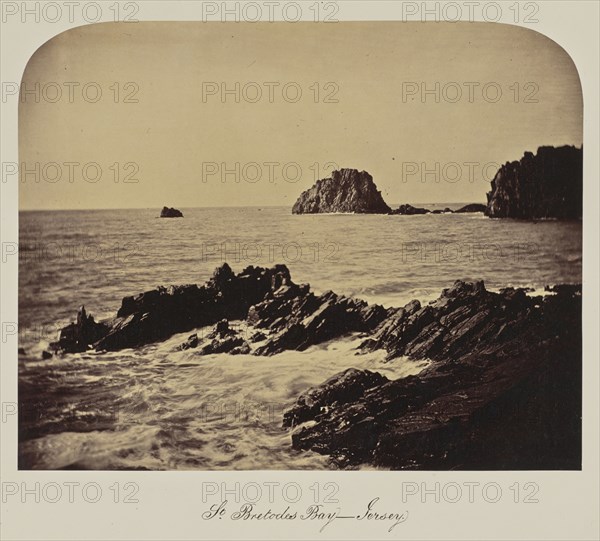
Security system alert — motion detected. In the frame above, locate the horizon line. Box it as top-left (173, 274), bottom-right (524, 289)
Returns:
top-left (18, 201), bottom-right (486, 212)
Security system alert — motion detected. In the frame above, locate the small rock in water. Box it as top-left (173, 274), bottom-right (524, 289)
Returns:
top-left (179, 333), bottom-right (199, 351)
top-left (454, 203), bottom-right (486, 213)
top-left (390, 203), bottom-right (431, 215)
top-left (160, 206), bottom-right (183, 218)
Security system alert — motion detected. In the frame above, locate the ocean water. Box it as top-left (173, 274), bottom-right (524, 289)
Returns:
top-left (18, 206), bottom-right (582, 470)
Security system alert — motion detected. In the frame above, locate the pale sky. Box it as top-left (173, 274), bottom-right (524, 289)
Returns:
top-left (19, 22), bottom-right (582, 210)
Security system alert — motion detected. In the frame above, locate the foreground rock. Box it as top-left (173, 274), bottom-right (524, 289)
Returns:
top-left (485, 145), bottom-right (583, 219)
top-left (283, 368), bottom-right (389, 428)
top-left (51, 306), bottom-right (110, 353)
top-left (52, 264), bottom-right (293, 352)
top-left (248, 284), bottom-right (389, 355)
top-left (160, 206), bottom-right (183, 218)
top-left (284, 283), bottom-right (581, 469)
top-left (50, 264), bottom-right (581, 470)
top-left (292, 169), bottom-right (391, 214)
top-left (51, 263), bottom-right (389, 355)
top-left (359, 280), bottom-right (536, 361)
top-left (179, 319), bottom-right (250, 355)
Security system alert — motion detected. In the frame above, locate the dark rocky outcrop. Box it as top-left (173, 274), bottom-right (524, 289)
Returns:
top-left (283, 368), bottom-right (389, 429)
top-left (248, 284), bottom-right (390, 356)
top-left (50, 306), bottom-right (110, 354)
top-left (51, 262), bottom-right (390, 356)
top-left (358, 280), bottom-right (537, 362)
top-left (52, 263), bottom-right (387, 356)
top-left (454, 203), bottom-right (487, 213)
top-left (485, 146), bottom-right (583, 219)
top-left (51, 264), bottom-right (293, 353)
top-left (160, 206), bottom-right (183, 218)
top-left (389, 204), bottom-right (430, 215)
top-left (292, 169), bottom-right (391, 214)
top-left (284, 284), bottom-right (581, 470)
top-left (49, 264), bottom-right (581, 470)
top-left (390, 203), bottom-right (486, 215)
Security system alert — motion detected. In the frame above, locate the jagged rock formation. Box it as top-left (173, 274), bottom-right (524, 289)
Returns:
top-left (250, 288), bottom-right (388, 356)
top-left (160, 206), bottom-right (183, 218)
top-left (292, 169), bottom-right (391, 214)
top-left (180, 319), bottom-right (251, 355)
top-left (485, 146), bottom-right (583, 219)
top-left (49, 264), bottom-right (581, 470)
top-left (51, 264), bottom-right (293, 352)
top-left (52, 263), bottom-right (390, 356)
top-left (51, 306), bottom-right (110, 354)
top-left (284, 282), bottom-right (581, 470)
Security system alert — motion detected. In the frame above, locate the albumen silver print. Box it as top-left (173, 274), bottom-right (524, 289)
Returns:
top-left (2, 2), bottom-right (598, 540)
top-left (17, 20), bottom-right (583, 471)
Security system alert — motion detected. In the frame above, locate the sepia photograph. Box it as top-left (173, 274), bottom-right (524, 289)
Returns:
top-left (4, 2), bottom-right (600, 539)
top-left (16, 20), bottom-right (584, 473)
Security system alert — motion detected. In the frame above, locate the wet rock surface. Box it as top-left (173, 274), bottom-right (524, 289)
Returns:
top-left (50, 264), bottom-right (581, 470)
top-left (179, 319), bottom-right (251, 355)
top-left (284, 283), bottom-right (581, 469)
top-left (52, 264), bottom-right (292, 352)
top-left (485, 145), bottom-right (583, 219)
top-left (249, 284), bottom-right (390, 356)
top-left (292, 169), bottom-right (391, 214)
top-left (50, 306), bottom-right (110, 354)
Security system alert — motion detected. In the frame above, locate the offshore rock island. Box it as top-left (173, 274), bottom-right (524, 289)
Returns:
top-left (49, 263), bottom-right (582, 470)
top-left (293, 146), bottom-right (582, 220)
top-left (485, 145), bottom-right (583, 219)
top-left (160, 206), bottom-right (183, 218)
top-left (292, 169), bottom-right (391, 214)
